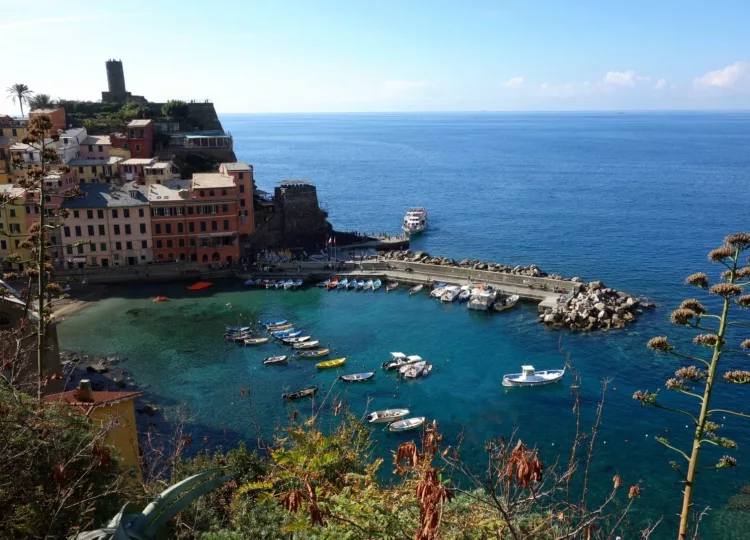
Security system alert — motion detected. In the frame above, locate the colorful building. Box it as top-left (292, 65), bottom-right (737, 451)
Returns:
top-left (118, 158), bottom-right (156, 183)
top-left (110, 119), bottom-right (153, 159)
top-left (79, 135), bottom-right (112, 159)
top-left (219, 162), bottom-right (254, 237)
top-left (44, 380), bottom-right (143, 480)
top-left (0, 137), bottom-right (10, 184)
top-left (0, 115), bottom-right (27, 139)
top-left (0, 184), bottom-right (30, 269)
top-left (69, 157), bottom-right (123, 184)
top-left (29, 107), bottom-right (66, 132)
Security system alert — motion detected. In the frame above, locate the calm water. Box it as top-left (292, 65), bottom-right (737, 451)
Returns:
top-left (59, 113), bottom-right (750, 537)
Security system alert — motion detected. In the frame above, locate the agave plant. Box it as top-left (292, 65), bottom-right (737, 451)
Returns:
top-left (75, 469), bottom-right (235, 539)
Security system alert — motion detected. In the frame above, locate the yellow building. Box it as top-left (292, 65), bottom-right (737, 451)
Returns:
top-left (44, 380), bottom-right (144, 481)
top-left (0, 184), bottom-right (29, 269)
top-left (0, 137), bottom-right (10, 184)
top-left (69, 156), bottom-right (123, 184)
top-left (0, 116), bottom-right (28, 139)
top-left (109, 147), bottom-right (131, 160)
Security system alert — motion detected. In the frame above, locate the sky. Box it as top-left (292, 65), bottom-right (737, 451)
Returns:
top-left (2, 0), bottom-right (750, 113)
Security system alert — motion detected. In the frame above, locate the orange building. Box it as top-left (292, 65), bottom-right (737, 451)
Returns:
top-left (29, 107), bottom-right (67, 132)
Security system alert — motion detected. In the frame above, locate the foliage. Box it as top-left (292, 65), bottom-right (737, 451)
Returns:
top-left (6, 83), bottom-right (33, 116)
top-left (29, 93), bottom-right (55, 110)
top-left (162, 100), bottom-right (189, 119)
top-left (635, 232), bottom-right (750, 539)
top-left (118, 101), bottom-right (153, 122)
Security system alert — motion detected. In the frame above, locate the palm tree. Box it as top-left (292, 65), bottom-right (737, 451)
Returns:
top-left (29, 93), bottom-right (54, 111)
top-left (6, 83), bottom-right (33, 117)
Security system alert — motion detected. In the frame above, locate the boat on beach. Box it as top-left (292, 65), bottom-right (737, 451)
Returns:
top-left (264, 355), bottom-right (288, 365)
top-left (244, 337), bottom-right (269, 345)
top-left (367, 409), bottom-right (410, 424)
top-left (293, 340), bottom-right (320, 349)
top-left (401, 207), bottom-right (428, 234)
top-left (282, 335), bottom-right (311, 344)
top-left (502, 365), bottom-right (565, 387)
top-left (493, 294), bottom-right (520, 312)
top-left (316, 357), bottom-right (346, 369)
top-left (339, 372), bottom-right (375, 382)
top-left (373, 279), bottom-right (382, 291)
top-left (386, 417), bottom-right (426, 432)
top-left (298, 348), bottom-right (330, 358)
top-left (409, 284), bottom-right (423, 296)
top-left (282, 386), bottom-right (318, 401)
top-left (386, 282), bottom-right (399, 292)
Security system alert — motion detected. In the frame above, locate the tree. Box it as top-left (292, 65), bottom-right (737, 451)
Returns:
top-left (6, 83), bottom-right (33, 117)
top-left (162, 100), bottom-right (188, 119)
top-left (634, 233), bottom-right (750, 539)
top-left (29, 93), bottom-right (55, 110)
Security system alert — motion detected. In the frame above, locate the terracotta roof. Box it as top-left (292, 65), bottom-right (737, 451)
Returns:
top-left (44, 390), bottom-right (143, 415)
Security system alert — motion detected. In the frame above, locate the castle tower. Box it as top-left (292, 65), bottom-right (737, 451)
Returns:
top-left (106, 59), bottom-right (126, 95)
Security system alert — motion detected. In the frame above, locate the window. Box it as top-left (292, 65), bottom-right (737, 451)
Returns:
top-left (155, 224), bottom-right (161, 234)
top-left (8, 209), bottom-right (14, 218)
top-left (141, 255), bottom-right (146, 260)
top-left (140, 223), bottom-right (146, 234)
top-left (124, 209), bottom-right (130, 218)
top-left (200, 190), bottom-right (205, 197)
top-left (126, 241), bottom-right (133, 250)
top-left (75, 226), bottom-right (81, 236)
top-left (97, 209), bottom-right (104, 219)
top-left (223, 219), bottom-right (229, 230)
top-left (91, 166), bottom-right (97, 174)
top-left (87, 210), bottom-right (93, 219)
top-left (139, 128), bottom-right (144, 137)
top-left (34, 206), bottom-right (39, 214)
top-left (11, 128), bottom-right (16, 136)
top-left (176, 207), bottom-right (183, 215)
top-left (190, 238), bottom-right (196, 246)
top-left (87, 225), bottom-right (94, 235)
top-left (188, 222), bottom-right (194, 233)
top-left (135, 144), bottom-right (140, 152)
top-left (115, 242), bottom-right (122, 250)
top-left (240, 199), bottom-right (246, 207)
top-left (113, 224), bottom-right (121, 235)
top-left (164, 207), bottom-right (171, 216)
top-left (90, 243), bottom-right (96, 252)
top-left (98, 145), bottom-right (103, 152)
top-left (178, 239), bottom-right (185, 247)
top-left (209, 190), bottom-right (215, 197)
top-left (141, 240), bottom-right (147, 249)
top-left (239, 172), bottom-right (244, 179)
top-left (124, 143), bottom-right (129, 150)
top-left (25, 206), bottom-right (30, 215)
top-left (66, 246), bottom-right (72, 254)
top-left (78, 166), bottom-right (84, 174)
top-left (167, 240), bottom-right (173, 248)
top-left (9, 224), bottom-right (20, 233)
top-left (0, 240), bottom-right (6, 250)
top-left (112, 209), bottom-right (118, 218)
top-left (14, 240), bottom-right (19, 248)
top-left (188, 207), bottom-right (194, 215)
top-left (113, 253), bottom-right (120, 261)
top-left (200, 221), bottom-right (206, 232)
top-left (177, 223), bottom-right (183, 233)
top-left (239, 184), bottom-right (245, 193)
top-left (101, 243), bottom-right (106, 251)
top-left (98, 224), bottom-right (105, 235)
top-left (221, 189), bottom-right (227, 196)
top-left (64, 226), bottom-right (70, 237)
top-left (76, 244), bottom-right (84, 254)
top-left (166, 224), bottom-right (171, 234)
top-left (139, 208), bottom-right (144, 217)
top-left (125, 224), bottom-right (131, 234)
top-left (91, 256), bottom-right (97, 265)
top-left (156, 240), bottom-right (162, 248)
top-left (152, 208), bottom-right (158, 216)
top-left (222, 204), bottom-right (228, 213)
top-left (211, 221), bottom-right (217, 231)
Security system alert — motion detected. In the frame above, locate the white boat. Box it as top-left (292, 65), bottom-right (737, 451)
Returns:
top-left (400, 361), bottom-right (430, 379)
top-left (386, 282), bottom-right (399, 292)
top-left (468, 290), bottom-right (496, 311)
top-left (282, 335), bottom-right (311, 344)
top-left (293, 340), bottom-right (320, 349)
top-left (458, 289), bottom-right (471, 302)
top-left (430, 287), bottom-right (445, 299)
top-left (274, 280), bottom-right (285, 289)
top-left (373, 279), bottom-right (382, 291)
top-left (440, 286), bottom-right (460, 303)
top-left (409, 284), bottom-right (423, 296)
top-left (337, 278), bottom-right (349, 289)
top-left (316, 279), bottom-right (330, 288)
top-left (263, 355), bottom-right (288, 365)
top-left (283, 279), bottom-right (294, 290)
top-left (493, 294), bottom-right (520, 312)
top-left (387, 417), bottom-right (426, 432)
top-left (293, 279), bottom-right (303, 289)
top-left (364, 279), bottom-right (374, 290)
top-left (382, 351), bottom-right (408, 370)
top-left (339, 372), bottom-right (375, 382)
top-left (356, 280), bottom-right (365, 290)
top-left (367, 408), bottom-right (410, 424)
top-left (398, 356), bottom-right (424, 376)
top-left (401, 207), bottom-right (428, 234)
top-left (502, 365), bottom-right (565, 387)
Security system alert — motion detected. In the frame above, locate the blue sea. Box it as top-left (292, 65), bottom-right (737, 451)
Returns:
top-left (58, 112), bottom-right (750, 537)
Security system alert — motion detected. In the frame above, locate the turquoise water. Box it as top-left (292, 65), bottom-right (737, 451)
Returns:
top-left (58, 113), bottom-right (750, 536)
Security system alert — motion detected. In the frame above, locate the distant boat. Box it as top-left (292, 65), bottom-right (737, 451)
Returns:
top-left (327, 279), bottom-right (339, 290)
top-left (364, 279), bottom-right (374, 290)
top-left (293, 340), bottom-right (320, 349)
top-left (263, 319), bottom-right (288, 328)
top-left (386, 282), bottom-right (399, 292)
top-left (293, 279), bottom-right (304, 289)
top-left (382, 351), bottom-right (408, 371)
top-left (356, 280), bottom-right (365, 290)
top-left (263, 355), bottom-right (288, 365)
top-left (282, 335), bottom-right (311, 344)
top-left (316, 357), bottom-right (346, 369)
top-left (399, 361), bottom-right (429, 379)
top-left (316, 279), bottom-right (331, 288)
top-left (430, 287), bottom-right (445, 298)
top-left (493, 294), bottom-right (520, 312)
top-left (440, 285), bottom-right (460, 302)
top-left (468, 290), bottom-right (496, 311)
top-left (458, 287), bottom-right (471, 302)
top-left (337, 278), bottom-right (349, 289)
top-left (244, 337), bottom-right (269, 345)
top-left (339, 372), bottom-right (375, 382)
top-left (275, 280), bottom-right (285, 289)
top-left (265, 280), bottom-right (276, 289)
top-left (225, 332), bottom-right (251, 342)
top-left (347, 279), bottom-right (358, 290)
top-left (367, 408), bottom-right (409, 424)
top-left (243, 279), bottom-right (255, 287)
top-left (268, 323), bottom-right (292, 331)
top-left (226, 325), bottom-right (251, 333)
top-left (298, 348), bottom-right (329, 358)
top-left (282, 386), bottom-right (318, 401)
top-left (502, 365), bottom-right (565, 387)
top-left (409, 284), bottom-right (423, 296)
top-left (402, 207), bottom-right (428, 234)
top-left (386, 417), bottom-right (426, 432)
top-left (274, 330), bottom-right (301, 339)
top-left (372, 279), bottom-right (382, 291)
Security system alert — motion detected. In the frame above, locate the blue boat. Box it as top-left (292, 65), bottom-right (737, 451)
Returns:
top-left (226, 326), bottom-right (251, 333)
top-left (373, 279), bottom-right (382, 291)
top-left (244, 279), bottom-right (256, 287)
top-left (274, 330), bottom-right (302, 339)
top-left (262, 319), bottom-right (288, 327)
top-left (356, 280), bottom-right (365, 290)
top-left (294, 279), bottom-right (304, 289)
top-left (337, 278), bottom-right (349, 289)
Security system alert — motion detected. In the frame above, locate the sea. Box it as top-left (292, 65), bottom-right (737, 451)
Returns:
top-left (58, 112), bottom-right (750, 538)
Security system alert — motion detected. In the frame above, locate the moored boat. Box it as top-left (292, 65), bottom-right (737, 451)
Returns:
top-left (225, 332), bottom-right (251, 342)
top-left (282, 386), bottom-right (318, 401)
top-left (267, 322), bottom-right (292, 331)
top-left (337, 278), bottom-right (349, 289)
top-left (409, 284), bottom-right (424, 296)
top-left (298, 348), bottom-right (330, 358)
top-left (468, 290), bottom-right (496, 311)
top-left (386, 417), bottom-right (426, 432)
top-left (293, 340), bottom-right (320, 349)
top-left (367, 409), bottom-right (410, 424)
top-left (327, 279), bottom-right (339, 290)
top-left (458, 287), bottom-right (471, 302)
top-left (265, 280), bottom-right (276, 289)
top-left (263, 319), bottom-right (288, 328)
top-left (430, 286), bottom-right (446, 299)
top-left (372, 279), bottom-right (382, 291)
top-left (339, 372), bottom-right (375, 382)
top-left (401, 207), bottom-right (428, 234)
top-left (226, 325), bottom-right (251, 333)
top-left (440, 285), bottom-right (460, 302)
top-left (317, 279), bottom-right (331, 288)
top-left (282, 335), bottom-right (311, 344)
top-left (493, 294), bottom-right (520, 312)
top-left (273, 329), bottom-right (301, 339)
top-left (275, 280), bottom-right (285, 289)
top-left (382, 352), bottom-right (408, 370)
top-left (399, 361), bottom-right (427, 379)
top-left (346, 279), bottom-right (358, 290)
top-left (263, 355), bottom-right (288, 365)
top-left (364, 279), bottom-right (374, 290)
top-left (386, 282), bottom-right (399, 292)
top-left (244, 337), bottom-right (270, 345)
top-left (502, 365), bottom-right (565, 387)
top-left (293, 279), bottom-right (304, 289)
top-left (316, 357), bottom-right (346, 369)
top-left (356, 280), bottom-right (365, 290)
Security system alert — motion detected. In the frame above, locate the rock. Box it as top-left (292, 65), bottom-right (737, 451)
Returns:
top-left (571, 277), bottom-right (583, 283)
top-left (569, 311), bottom-right (577, 322)
top-left (594, 302), bottom-right (606, 312)
top-left (623, 312), bottom-right (634, 321)
top-left (597, 310), bottom-right (607, 320)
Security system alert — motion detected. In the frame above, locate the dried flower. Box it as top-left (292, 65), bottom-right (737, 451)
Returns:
top-left (680, 299), bottom-right (707, 314)
top-left (613, 474), bottom-right (623, 489)
top-left (685, 272), bottom-right (709, 288)
top-left (724, 233), bottom-right (750, 250)
top-left (647, 336), bottom-right (673, 352)
top-left (738, 295), bottom-right (750, 308)
top-left (633, 390), bottom-right (658, 405)
top-left (717, 456), bottom-right (737, 468)
top-left (693, 334), bottom-right (721, 347)
top-left (709, 246), bottom-right (734, 262)
top-left (670, 308), bottom-right (696, 325)
top-left (741, 339), bottom-right (750, 350)
top-left (709, 283), bottom-right (743, 298)
top-left (718, 437), bottom-right (738, 449)
top-left (736, 267), bottom-right (750, 280)
top-left (723, 371), bottom-right (750, 384)
top-left (666, 378), bottom-right (684, 390)
top-left (675, 366), bottom-right (707, 382)
top-left (628, 485), bottom-right (642, 499)
top-left (704, 421), bottom-right (721, 432)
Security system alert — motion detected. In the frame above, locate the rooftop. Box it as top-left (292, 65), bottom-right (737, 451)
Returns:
top-left (147, 179), bottom-right (191, 202)
top-left (221, 162), bottom-right (251, 171)
top-left (145, 162), bottom-right (171, 170)
top-left (68, 157), bottom-right (123, 166)
top-left (83, 135), bottom-right (111, 145)
top-left (127, 119), bottom-right (152, 127)
top-left (63, 182), bottom-right (150, 209)
top-left (0, 184), bottom-right (27, 199)
top-left (121, 158), bottom-right (157, 166)
top-left (60, 127), bottom-right (86, 138)
top-left (30, 108), bottom-right (63, 114)
top-left (44, 389), bottom-right (143, 415)
top-left (191, 173), bottom-right (234, 189)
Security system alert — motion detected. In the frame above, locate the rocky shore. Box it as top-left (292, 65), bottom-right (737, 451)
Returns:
top-left (538, 280), bottom-right (653, 331)
top-left (379, 250), bottom-right (581, 282)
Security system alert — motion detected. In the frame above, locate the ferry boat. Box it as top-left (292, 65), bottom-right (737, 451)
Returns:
top-left (402, 207), bottom-right (428, 234)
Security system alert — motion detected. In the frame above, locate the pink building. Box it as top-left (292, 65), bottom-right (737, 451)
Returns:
top-left (79, 135), bottom-right (112, 159)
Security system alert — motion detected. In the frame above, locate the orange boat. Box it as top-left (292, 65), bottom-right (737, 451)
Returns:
top-left (153, 296), bottom-right (169, 302)
top-left (327, 278), bottom-right (339, 290)
top-left (187, 281), bottom-right (214, 291)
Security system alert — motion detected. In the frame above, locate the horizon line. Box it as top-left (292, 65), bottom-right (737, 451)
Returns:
top-left (216, 108), bottom-right (750, 115)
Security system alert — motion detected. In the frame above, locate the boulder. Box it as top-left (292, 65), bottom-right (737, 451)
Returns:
top-left (594, 302), bottom-right (606, 312)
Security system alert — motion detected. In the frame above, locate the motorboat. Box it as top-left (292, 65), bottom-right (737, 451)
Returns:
top-left (282, 335), bottom-right (311, 344)
top-left (372, 279), bottom-right (382, 291)
top-left (364, 279), bottom-right (374, 290)
top-left (386, 417), bottom-right (426, 432)
top-left (382, 352), bottom-right (408, 370)
top-left (347, 280), bottom-right (358, 290)
top-left (337, 278), bottom-right (349, 289)
top-left (430, 287), bottom-right (445, 299)
top-left (401, 207), bottom-right (428, 235)
top-left (409, 284), bottom-right (423, 296)
top-left (273, 330), bottom-right (301, 339)
top-left (316, 357), bottom-right (346, 369)
top-left (293, 340), bottom-right (320, 349)
top-left (298, 348), bottom-right (330, 358)
top-left (441, 286), bottom-right (460, 302)
top-left (282, 386), bottom-right (318, 401)
top-left (265, 280), bottom-right (276, 289)
top-left (468, 290), bottom-right (497, 311)
top-left (263, 319), bottom-right (288, 328)
top-left (367, 409), bottom-right (410, 424)
top-left (339, 372), bottom-right (375, 382)
top-left (244, 337), bottom-right (269, 345)
top-left (502, 365), bottom-right (566, 387)
top-left (327, 279), bottom-right (339, 290)
top-left (274, 280), bottom-right (285, 289)
top-left (386, 282), bottom-right (399, 292)
top-left (400, 361), bottom-right (428, 379)
top-left (493, 294), bottom-right (520, 312)
top-left (317, 279), bottom-right (331, 288)
top-left (263, 355), bottom-right (288, 365)
top-left (356, 280), bottom-right (365, 290)
top-left (293, 279), bottom-right (304, 289)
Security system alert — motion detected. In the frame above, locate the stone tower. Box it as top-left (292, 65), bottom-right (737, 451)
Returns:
top-left (102, 59), bottom-right (133, 102)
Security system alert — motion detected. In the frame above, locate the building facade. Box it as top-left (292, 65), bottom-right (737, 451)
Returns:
top-left (111, 120), bottom-right (153, 159)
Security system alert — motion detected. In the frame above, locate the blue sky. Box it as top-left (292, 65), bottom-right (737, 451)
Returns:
top-left (2, 0), bottom-right (750, 112)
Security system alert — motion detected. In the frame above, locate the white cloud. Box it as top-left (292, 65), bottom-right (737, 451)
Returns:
top-left (654, 78), bottom-right (667, 90)
top-left (383, 81), bottom-right (428, 91)
top-left (540, 83), bottom-right (548, 90)
top-left (602, 70), bottom-right (637, 87)
top-left (693, 61), bottom-right (747, 89)
top-left (504, 76), bottom-right (524, 87)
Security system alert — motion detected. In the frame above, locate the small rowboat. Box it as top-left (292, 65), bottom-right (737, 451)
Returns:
top-left (273, 330), bottom-right (301, 339)
top-left (274, 281), bottom-right (285, 289)
top-left (327, 279), bottom-right (339, 290)
top-left (265, 280), bottom-right (276, 289)
top-left (244, 337), bottom-right (270, 346)
top-left (386, 417), bottom-right (426, 432)
top-left (367, 409), bottom-right (409, 424)
top-left (299, 348), bottom-right (329, 358)
top-left (493, 294), bottom-right (520, 312)
top-left (282, 335), bottom-right (311, 344)
top-left (316, 357), bottom-right (346, 369)
top-left (282, 386), bottom-right (318, 401)
top-left (372, 279), bottom-right (382, 291)
top-left (283, 279), bottom-right (295, 290)
top-left (263, 319), bottom-right (288, 328)
top-left (294, 340), bottom-right (320, 349)
top-left (317, 279), bottom-right (331, 288)
top-left (225, 333), bottom-right (251, 342)
top-left (268, 323), bottom-right (293, 331)
top-left (386, 282), bottom-right (399, 292)
top-left (364, 279), bottom-right (374, 290)
top-left (293, 279), bottom-right (303, 289)
top-left (356, 280), bottom-right (365, 290)
top-left (347, 280), bottom-right (358, 290)
top-left (339, 372), bottom-right (375, 382)
top-left (337, 278), bottom-right (349, 289)
top-left (264, 355), bottom-right (288, 365)
top-left (502, 365), bottom-right (565, 387)
top-left (409, 284), bottom-right (424, 296)
top-left (226, 326), bottom-right (251, 333)
top-left (458, 289), bottom-right (471, 302)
